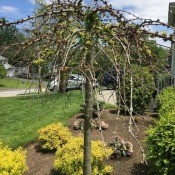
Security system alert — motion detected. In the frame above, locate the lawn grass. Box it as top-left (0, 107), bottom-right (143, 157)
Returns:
top-left (0, 77), bottom-right (39, 90)
top-left (105, 103), bottom-right (117, 109)
top-left (0, 91), bottom-right (83, 148)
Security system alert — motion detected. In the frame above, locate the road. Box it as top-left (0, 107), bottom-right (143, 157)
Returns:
top-left (0, 88), bottom-right (116, 105)
top-left (96, 90), bottom-right (116, 105)
top-left (0, 89), bottom-right (39, 97)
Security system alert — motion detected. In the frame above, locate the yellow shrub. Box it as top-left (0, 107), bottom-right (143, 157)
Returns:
top-left (38, 123), bottom-right (72, 151)
top-left (54, 137), bottom-right (113, 175)
top-left (0, 142), bottom-right (27, 175)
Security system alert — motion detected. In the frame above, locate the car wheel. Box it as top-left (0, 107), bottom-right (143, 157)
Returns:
top-left (107, 82), bottom-right (115, 90)
top-left (52, 86), bottom-right (58, 92)
top-left (79, 83), bottom-right (84, 91)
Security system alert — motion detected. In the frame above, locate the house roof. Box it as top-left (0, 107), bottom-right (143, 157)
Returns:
top-left (0, 55), bottom-right (8, 61)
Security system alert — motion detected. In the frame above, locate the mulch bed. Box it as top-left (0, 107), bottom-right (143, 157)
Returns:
top-left (25, 109), bottom-right (155, 175)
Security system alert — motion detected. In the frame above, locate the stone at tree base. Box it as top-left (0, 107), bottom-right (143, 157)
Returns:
top-left (94, 119), bottom-right (109, 130)
top-left (73, 118), bottom-right (109, 130)
top-left (73, 118), bottom-right (84, 130)
top-left (110, 135), bottom-right (133, 159)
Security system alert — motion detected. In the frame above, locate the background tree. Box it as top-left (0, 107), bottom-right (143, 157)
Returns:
top-left (0, 64), bottom-right (6, 78)
top-left (0, 18), bottom-right (28, 65)
top-left (33, 58), bottom-right (45, 92)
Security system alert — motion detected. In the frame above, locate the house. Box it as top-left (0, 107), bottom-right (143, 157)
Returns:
top-left (0, 55), bottom-right (15, 77)
top-left (0, 55), bottom-right (8, 66)
top-left (0, 55), bottom-right (31, 77)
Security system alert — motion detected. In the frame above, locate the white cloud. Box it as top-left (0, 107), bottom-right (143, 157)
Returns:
top-left (45, 0), bottom-right (53, 4)
top-left (108, 0), bottom-right (172, 48)
top-left (28, 0), bottom-right (53, 5)
top-left (39, 0), bottom-right (73, 5)
top-left (0, 5), bottom-right (19, 13)
top-left (28, 0), bottom-right (35, 4)
top-left (36, 0), bottom-right (55, 4)
top-left (109, 0), bottom-right (170, 23)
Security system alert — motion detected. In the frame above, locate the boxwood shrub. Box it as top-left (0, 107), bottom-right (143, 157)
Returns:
top-left (38, 123), bottom-right (72, 151)
top-left (0, 142), bottom-right (27, 175)
top-left (54, 137), bottom-right (113, 175)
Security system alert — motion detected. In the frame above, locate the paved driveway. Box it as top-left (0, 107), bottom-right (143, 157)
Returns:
top-left (0, 88), bottom-right (116, 105)
top-left (0, 89), bottom-right (39, 97)
top-left (96, 90), bottom-right (116, 105)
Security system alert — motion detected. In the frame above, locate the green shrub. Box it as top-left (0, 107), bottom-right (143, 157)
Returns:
top-left (38, 123), bottom-right (72, 151)
top-left (0, 142), bottom-right (27, 175)
top-left (0, 64), bottom-right (6, 78)
top-left (146, 87), bottom-right (175, 175)
top-left (146, 115), bottom-right (175, 175)
top-left (121, 64), bottom-right (155, 114)
top-left (54, 137), bottom-right (113, 175)
top-left (157, 87), bottom-right (175, 117)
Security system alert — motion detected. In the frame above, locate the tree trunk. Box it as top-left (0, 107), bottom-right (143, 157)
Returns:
top-left (83, 47), bottom-right (94, 175)
top-left (59, 71), bottom-right (67, 93)
top-left (38, 64), bottom-right (42, 92)
top-left (58, 53), bottom-right (68, 93)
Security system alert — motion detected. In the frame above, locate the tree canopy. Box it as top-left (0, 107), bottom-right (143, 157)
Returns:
top-left (0, 0), bottom-right (173, 174)
top-left (0, 18), bottom-right (28, 65)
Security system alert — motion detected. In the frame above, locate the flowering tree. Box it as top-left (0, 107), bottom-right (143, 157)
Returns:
top-left (0, 0), bottom-right (173, 174)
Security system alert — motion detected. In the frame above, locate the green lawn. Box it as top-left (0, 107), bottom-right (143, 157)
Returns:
top-left (0, 77), bottom-right (39, 90)
top-left (0, 91), bottom-right (83, 148)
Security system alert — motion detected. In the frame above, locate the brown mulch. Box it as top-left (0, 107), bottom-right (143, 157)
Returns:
top-left (25, 109), bottom-right (155, 175)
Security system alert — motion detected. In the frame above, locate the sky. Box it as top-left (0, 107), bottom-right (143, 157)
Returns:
top-left (0, 0), bottom-right (173, 47)
top-left (0, 0), bottom-right (35, 21)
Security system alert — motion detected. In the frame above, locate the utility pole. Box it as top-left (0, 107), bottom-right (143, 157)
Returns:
top-left (171, 34), bottom-right (175, 86)
top-left (168, 2), bottom-right (175, 85)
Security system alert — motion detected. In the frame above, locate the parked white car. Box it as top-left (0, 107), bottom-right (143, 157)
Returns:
top-left (48, 74), bottom-right (98, 92)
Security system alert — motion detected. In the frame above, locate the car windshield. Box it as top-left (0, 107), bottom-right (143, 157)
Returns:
top-left (50, 74), bottom-right (84, 81)
top-left (68, 74), bottom-right (84, 80)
